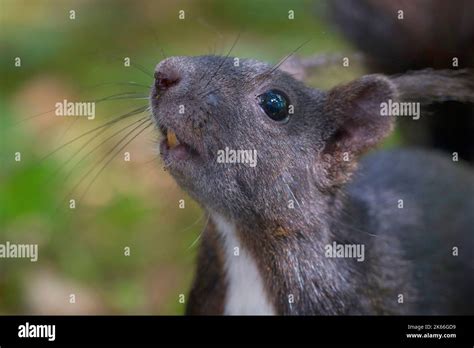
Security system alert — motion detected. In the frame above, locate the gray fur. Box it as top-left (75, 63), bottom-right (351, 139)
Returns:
top-left (150, 55), bottom-right (474, 314)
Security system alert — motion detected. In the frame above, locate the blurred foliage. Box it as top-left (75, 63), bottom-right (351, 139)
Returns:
top-left (0, 0), bottom-right (400, 314)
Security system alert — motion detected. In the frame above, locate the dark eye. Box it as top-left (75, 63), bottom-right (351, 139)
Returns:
top-left (257, 89), bottom-right (290, 122)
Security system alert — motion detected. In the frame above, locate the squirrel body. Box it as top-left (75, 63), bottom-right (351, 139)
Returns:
top-left (150, 55), bottom-right (474, 315)
top-left (185, 149), bottom-right (474, 315)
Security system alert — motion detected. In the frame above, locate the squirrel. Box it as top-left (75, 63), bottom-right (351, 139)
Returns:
top-left (328, 0), bottom-right (474, 162)
top-left (150, 55), bottom-right (474, 315)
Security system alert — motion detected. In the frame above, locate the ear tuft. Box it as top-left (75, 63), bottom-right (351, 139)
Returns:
top-left (324, 74), bottom-right (397, 156)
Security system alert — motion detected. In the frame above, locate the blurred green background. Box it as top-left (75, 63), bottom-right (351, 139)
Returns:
top-left (0, 0), bottom-right (398, 314)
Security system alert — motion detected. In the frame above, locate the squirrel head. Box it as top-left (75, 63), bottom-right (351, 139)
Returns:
top-left (150, 55), bottom-right (396, 222)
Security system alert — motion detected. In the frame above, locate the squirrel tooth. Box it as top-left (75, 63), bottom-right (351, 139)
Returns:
top-left (167, 130), bottom-right (179, 148)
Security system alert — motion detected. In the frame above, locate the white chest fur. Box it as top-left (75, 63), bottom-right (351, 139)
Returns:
top-left (213, 214), bottom-right (275, 315)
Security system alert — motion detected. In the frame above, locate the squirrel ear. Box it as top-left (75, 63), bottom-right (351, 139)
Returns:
top-left (324, 75), bottom-right (397, 156)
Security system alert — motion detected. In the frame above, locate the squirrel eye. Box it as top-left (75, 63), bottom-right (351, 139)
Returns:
top-left (257, 89), bottom-right (290, 122)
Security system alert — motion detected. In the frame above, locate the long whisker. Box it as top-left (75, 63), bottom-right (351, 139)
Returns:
top-left (12, 92), bottom-right (148, 128)
top-left (255, 39), bottom-right (312, 83)
top-left (141, 20), bottom-right (168, 61)
top-left (98, 52), bottom-right (155, 79)
top-left (55, 117), bottom-right (78, 143)
top-left (40, 105), bottom-right (149, 161)
top-left (186, 213), bottom-right (210, 251)
top-left (199, 32), bottom-right (241, 92)
top-left (81, 81), bottom-right (152, 90)
top-left (95, 92), bottom-right (149, 101)
top-left (129, 61), bottom-right (155, 79)
top-left (77, 121), bottom-right (153, 204)
top-left (60, 118), bottom-right (152, 207)
top-left (53, 115), bottom-right (150, 183)
top-left (200, 87), bottom-right (220, 99)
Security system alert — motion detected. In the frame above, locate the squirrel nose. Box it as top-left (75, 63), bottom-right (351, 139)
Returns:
top-left (154, 66), bottom-right (180, 92)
